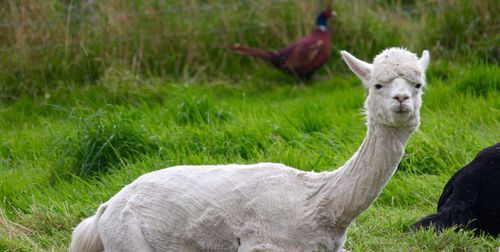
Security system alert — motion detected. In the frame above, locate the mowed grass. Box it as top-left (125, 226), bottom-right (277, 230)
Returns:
top-left (0, 64), bottom-right (499, 251)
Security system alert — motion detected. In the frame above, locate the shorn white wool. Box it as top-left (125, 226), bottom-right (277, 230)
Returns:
top-left (71, 47), bottom-right (430, 252)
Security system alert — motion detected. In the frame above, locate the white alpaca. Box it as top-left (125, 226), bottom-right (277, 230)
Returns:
top-left (71, 47), bottom-right (430, 252)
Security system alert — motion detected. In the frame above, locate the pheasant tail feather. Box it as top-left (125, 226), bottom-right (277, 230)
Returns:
top-left (221, 45), bottom-right (277, 61)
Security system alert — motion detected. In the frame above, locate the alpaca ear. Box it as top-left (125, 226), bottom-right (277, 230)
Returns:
top-left (340, 50), bottom-right (373, 84)
top-left (418, 50), bottom-right (430, 71)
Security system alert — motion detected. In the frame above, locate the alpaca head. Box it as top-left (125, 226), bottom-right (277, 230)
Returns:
top-left (341, 48), bottom-right (430, 128)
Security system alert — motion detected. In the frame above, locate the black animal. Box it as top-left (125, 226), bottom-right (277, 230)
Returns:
top-left (412, 143), bottom-right (500, 236)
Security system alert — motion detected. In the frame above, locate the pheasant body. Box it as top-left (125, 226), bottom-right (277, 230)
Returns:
top-left (224, 9), bottom-right (335, 80)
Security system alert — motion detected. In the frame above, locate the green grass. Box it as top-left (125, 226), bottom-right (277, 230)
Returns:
top-left (0, 63), bottom-right (499, 251)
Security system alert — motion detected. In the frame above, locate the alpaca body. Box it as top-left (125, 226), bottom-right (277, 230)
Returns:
top-left (87, 163), bottom-right (344, 252)
top-left (223, 9), bottom-right (334, 80)
top-left (71, 47), bottom-right (430, 251)
top-left (412, 143), bottom-right (500, 236)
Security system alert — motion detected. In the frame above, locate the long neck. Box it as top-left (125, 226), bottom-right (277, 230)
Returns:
top-left (324, 123), bottom-right (415, 227)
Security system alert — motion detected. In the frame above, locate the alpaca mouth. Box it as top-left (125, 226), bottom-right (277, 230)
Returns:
top-left (393, 105), bottom-right (411, 114)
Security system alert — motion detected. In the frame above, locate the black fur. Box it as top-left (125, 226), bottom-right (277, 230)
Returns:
top-left (412, 143), bottom-right (500, 236)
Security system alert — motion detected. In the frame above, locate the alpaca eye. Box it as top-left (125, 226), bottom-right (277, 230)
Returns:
top-left (374, 84), bottom-right (383, 89)
top-left (415, 83), bottom-right (422, 89)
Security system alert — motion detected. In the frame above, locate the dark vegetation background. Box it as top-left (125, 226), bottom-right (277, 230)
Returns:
top-left (0, 0), bottom-right (498, 100)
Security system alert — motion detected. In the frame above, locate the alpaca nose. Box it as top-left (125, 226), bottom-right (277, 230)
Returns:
top-left (393, 95), bottom-right (409, 103)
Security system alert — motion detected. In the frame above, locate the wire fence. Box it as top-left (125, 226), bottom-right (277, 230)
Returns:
top-left (0, 0), bottom-right (295, 28)
top-left (0, 0), bottom-right (439, 28)
top-left (0, 0), bottom-right (439, 53)
top-left (0, 0), bottom-right (322, 80)
top-left (0, 22), bottom-right (300, 53)
top-left (0, 0), bottom-right (300, 52)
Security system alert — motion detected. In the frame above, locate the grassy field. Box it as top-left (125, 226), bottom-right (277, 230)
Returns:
top-left (0, 62), bottom-right (498, 251)
top-left (1, 0), bottom-right (499, 250)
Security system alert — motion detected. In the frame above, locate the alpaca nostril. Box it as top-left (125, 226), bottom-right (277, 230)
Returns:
top-left (393, 95), bottom-right (409, 103)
